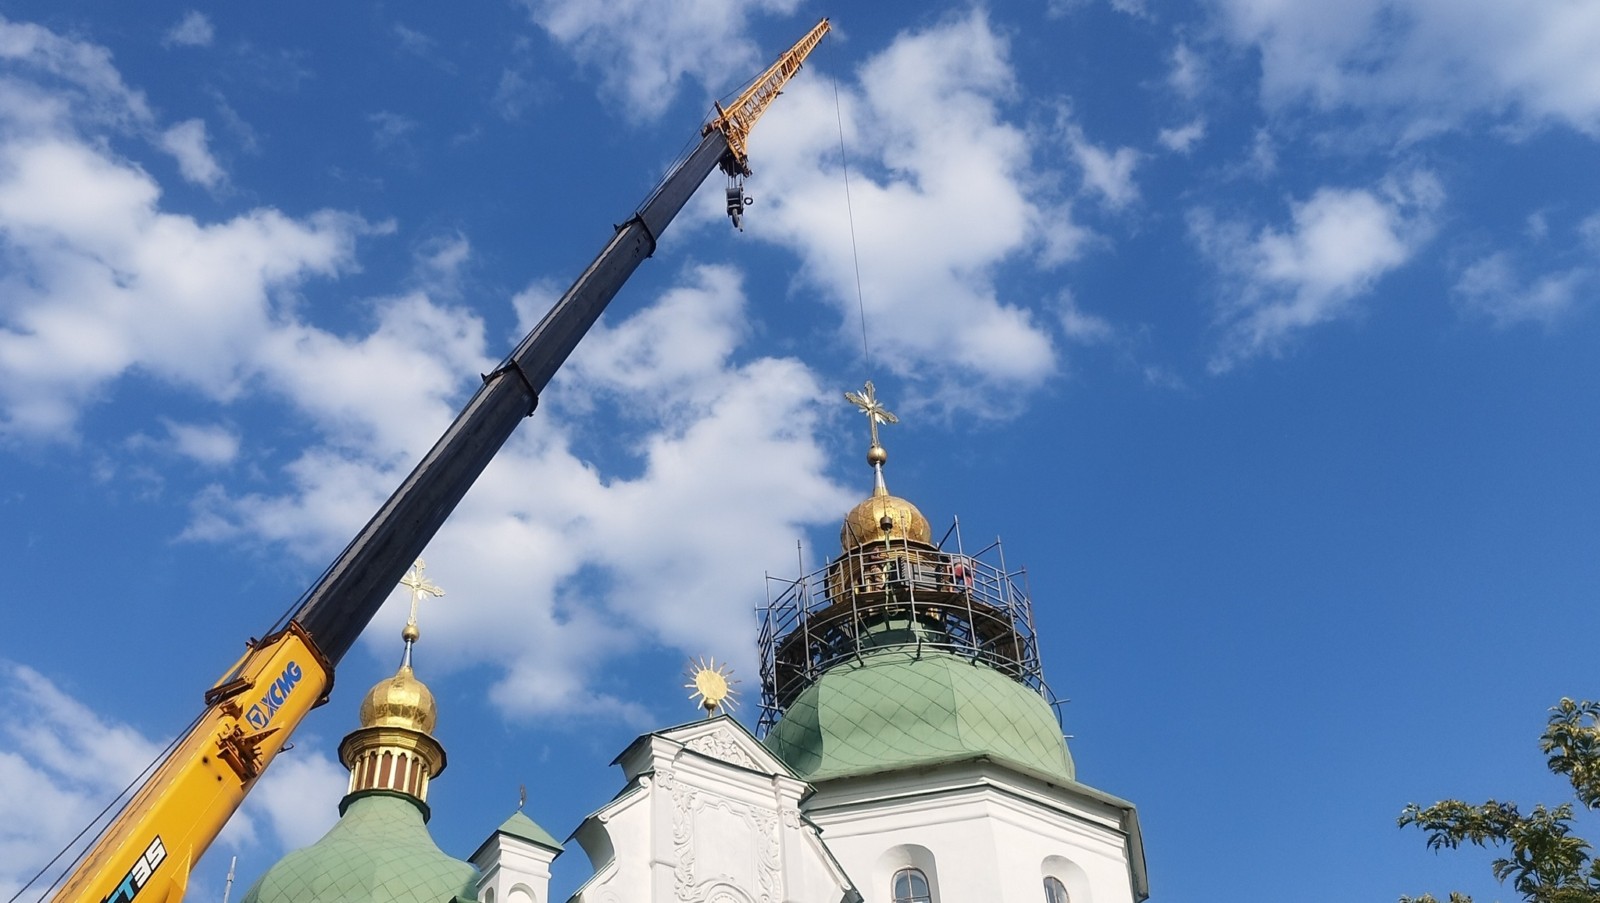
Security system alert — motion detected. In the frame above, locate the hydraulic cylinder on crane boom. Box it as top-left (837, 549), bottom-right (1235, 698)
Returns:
top-left (42, 18), bottom-right (829, 903)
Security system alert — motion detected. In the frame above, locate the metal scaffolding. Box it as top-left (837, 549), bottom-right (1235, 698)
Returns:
top-left (757, 517), bottom-right (1053, 736)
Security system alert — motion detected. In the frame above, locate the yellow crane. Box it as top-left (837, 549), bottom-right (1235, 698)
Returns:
top-left (40, 17), bottom-right (829, 903)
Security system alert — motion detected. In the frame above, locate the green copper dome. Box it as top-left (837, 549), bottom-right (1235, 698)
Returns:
top-left (241, 792), bottom-right (478, 903)
top-left (763, 649), bottom-right (1075, 783)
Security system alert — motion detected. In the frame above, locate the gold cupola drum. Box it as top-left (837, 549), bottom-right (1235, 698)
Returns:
top-left (756, 383), bottom-right (1052, 732)
top-left (338, 560), bottom-right (447, 802)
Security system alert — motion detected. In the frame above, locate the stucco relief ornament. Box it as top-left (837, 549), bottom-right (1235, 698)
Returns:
top-left (753, 809), bottom-right (781, 902)
top-left (686, 731), bottom-right (757, 769)
top-left (659, 769), bottom-right (698, 899)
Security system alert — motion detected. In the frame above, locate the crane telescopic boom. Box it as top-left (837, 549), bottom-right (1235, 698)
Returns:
top-left (45, 18), bottom-right (828, 903)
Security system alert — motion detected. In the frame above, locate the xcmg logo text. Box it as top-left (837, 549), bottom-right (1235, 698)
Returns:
top-left (244, 661), bottom-right (303, 730)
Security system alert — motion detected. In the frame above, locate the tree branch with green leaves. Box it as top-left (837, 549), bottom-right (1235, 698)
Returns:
top-left (1399, 699), bottom-right (1600, 903)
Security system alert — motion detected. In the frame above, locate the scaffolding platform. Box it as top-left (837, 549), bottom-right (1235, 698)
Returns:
top-left (757, 521), bottom-right (1053, 736)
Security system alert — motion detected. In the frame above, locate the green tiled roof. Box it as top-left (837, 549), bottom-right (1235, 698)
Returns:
top-left (241, 792), bottom-right (478, 903)
top-left (762, 649), bottom-right (1075, 783)
top-left (494, 810), bottom-right (563, 852)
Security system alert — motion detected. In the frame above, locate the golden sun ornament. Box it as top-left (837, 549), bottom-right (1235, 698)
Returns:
top-left (684, 656), bottom-right (739, 715)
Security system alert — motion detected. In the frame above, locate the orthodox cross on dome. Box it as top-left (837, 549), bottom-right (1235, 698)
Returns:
top-left (398, 558), bottom-right (444, 667)
top-left (845, 380), bottom-right (898, 455)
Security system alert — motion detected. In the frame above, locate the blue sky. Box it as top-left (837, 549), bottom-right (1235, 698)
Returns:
top-left (2, 2), bottom-right (1598, 902)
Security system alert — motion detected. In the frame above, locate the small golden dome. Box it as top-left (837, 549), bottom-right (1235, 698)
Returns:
top-left (358, 665), bottom-right (437, 734)
top-left (840, 486), bottom-right (932, 549)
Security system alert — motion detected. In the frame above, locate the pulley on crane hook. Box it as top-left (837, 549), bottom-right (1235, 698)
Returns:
top-left (726, 175), bottom-right (754, 231)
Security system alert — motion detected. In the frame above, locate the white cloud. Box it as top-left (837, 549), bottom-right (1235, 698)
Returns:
top-left (1168, 41), bottom-right (1203, 98)
top-left (1580, 212), bottom-right (1600, 252)
top-left (1192, 171), bottom-right (1443, 370)
top-left (1213, 0), bottom-right (1600, 137)
top-left (0, 16), bottom-right (154, 130)
top-left (492, 37), bottom-right (541, 122)
top-left (190, 264), bottom-right (853, 718)
top-left (0, 20), bottom-right (372, 441)
top-left (369, 110), bottom-right (417, 148)
top-left (1068, 126), bottom-right (1141, 208)
top-left (163, 11), bottom-right (214, 49)
top-left (1525, 211), bottom-right (1550, 242)
top-left (164, 419), bottom-right (242, 466)
top-left (1056, 290), bottom-right (1116, 345)
top-left (518, 0), bottom-right (803, 119)
top-left (1246, 128), bottom-right (1277, 177)
top-left (392, 23), bottom-right (435, 57)
top-left (1109, 0), bottom-right (1152, 19)
top-left (0, 663), bottom-right (162, 899)
top-left (741, 11), bottom-right (1078, 405)
top-left (235, 744), bottom-right (346, 851)
top-left (0, 133), bottom-right (367, 438)
top-left (1453, 252), bottom-right (1591, 329)
top-left (562, 264), bottom-right (747, 405)
top-left (160, 117), bottom-right (224, 187)
top-left (1158, 118), bottom-right (1206, 154)
top-left (1452, 211), bottom-right (1600, 330)
top-left (257, 292), bottom-right (489, 459)
top-left (411, 232), bottom-right (472, 298)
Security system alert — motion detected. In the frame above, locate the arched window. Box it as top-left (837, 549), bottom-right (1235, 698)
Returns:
top-left (892, 867), bottom-right (932, 903)
top-left (1043, 876), bottom-right (1069, 903)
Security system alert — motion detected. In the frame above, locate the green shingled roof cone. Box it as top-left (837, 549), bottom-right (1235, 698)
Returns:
top-left (240, 792), bottom-right (478, 903)
top-left (493, 810), bottom-right (563, 852)
top-left (763, 648), bottom-right (1075, 783)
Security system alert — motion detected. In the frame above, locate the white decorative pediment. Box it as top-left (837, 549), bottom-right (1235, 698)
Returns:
top-left (684, 727), bottom-right (757, 769)
top-left (658, 716), bottom-right (789, 776)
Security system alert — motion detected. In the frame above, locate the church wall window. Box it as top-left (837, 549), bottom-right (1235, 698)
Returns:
top-left (1041, 855), bottom-right (1090, 903)
top-left (892, 867), bottom-right (932, 903)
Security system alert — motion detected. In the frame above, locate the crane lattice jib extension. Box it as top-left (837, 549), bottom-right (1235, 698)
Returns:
top-left (708, 18), bottom-right (831, 177)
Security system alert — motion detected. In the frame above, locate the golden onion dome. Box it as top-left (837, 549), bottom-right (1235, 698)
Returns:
top-left (840, 478), bottom-right (932, 549)
top-left (358, 664), bottom-right (437, 734)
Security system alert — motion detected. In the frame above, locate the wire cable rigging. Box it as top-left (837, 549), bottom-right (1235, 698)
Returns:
top-left (829, 56), bottom-right (873, 376)
top-left (7, 712), bottom-right (202, 903)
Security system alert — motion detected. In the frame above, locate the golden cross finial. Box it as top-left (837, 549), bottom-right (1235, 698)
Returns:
top-left (844, 380), bottom-right (898, 451)
top-left (398, 558), bottom-right (443, 667)
top-left (400, 558), bottom-right (445, 629)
